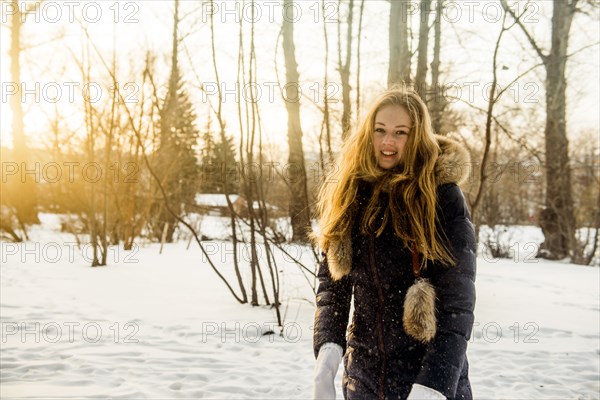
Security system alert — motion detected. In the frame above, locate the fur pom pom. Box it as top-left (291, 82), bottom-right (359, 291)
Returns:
top-left (403, 278), bottom-right (437, 343)
top-left (326, 235), bottom-right (353, 280)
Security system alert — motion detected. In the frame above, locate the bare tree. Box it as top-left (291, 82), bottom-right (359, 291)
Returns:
top-left (282, 0), bottom-right (311, 243)
top-left (235, 5), bottom-right (267, 306)
top-left (338, 0), bottom-right (354, 141)
top-left (388, 0), bottom-right (411, 86)
top-left (205, 0), bottom-right (249, 303)
top-left (355, 0), bottom-right (365, 122)
top-left (415, 0), bottom-right (432, 99)
top-left (501, 0), bottom-right (582, 260)
top-left (319, 0), bottom-right (335, 168)
top-left (570, 131), bottom-right (600, 265)
top-left (79, 36), bottom-right (101, 266)
top-left (429, 0), bottom-right (443, 133)
top-left (99, 28), bottom-right (119, 265)
top-left (470, 13), bottom-right (514, 225)
top-left (7, 0), bottom-right (42, 224)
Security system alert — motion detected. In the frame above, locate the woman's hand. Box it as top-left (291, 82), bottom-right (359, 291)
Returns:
top-left (313, 342), bottom-right (343, 400)
top-left (407, 383), bottom-right (446, 399)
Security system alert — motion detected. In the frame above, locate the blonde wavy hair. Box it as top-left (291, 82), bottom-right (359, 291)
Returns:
top-left (311, 87), bottom-right (455, 268)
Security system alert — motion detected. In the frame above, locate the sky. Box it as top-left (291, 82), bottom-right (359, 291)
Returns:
top-left (1, 0), bottom-right (598, 155)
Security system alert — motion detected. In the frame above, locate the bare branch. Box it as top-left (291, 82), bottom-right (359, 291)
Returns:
top-left (494, 61), bottom-right (545, 101)
top-left (566, 40), bottom-right (600, 58)
top-left (76, 20), bottom-right (246, 302)
top-left (500, 0), bottom-right (547, 63)
top-left (453, 98), bottom-right (544, 164)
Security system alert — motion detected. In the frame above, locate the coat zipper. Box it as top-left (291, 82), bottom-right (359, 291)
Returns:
top-left (368, 236), bottom-right (387, 400)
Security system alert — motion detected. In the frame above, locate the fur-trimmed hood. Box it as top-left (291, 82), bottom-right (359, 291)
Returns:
top-left (431, 134), bottom-right (471, 186)
top-left (323, 135), bottom-right (470, 281)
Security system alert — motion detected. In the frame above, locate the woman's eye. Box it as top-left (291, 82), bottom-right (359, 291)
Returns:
top-left (375, 128), bottom-right (385, 133)
top-left (395, 131), bottom-right (407, 136)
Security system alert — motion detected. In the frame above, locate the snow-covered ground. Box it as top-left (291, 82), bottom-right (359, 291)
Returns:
top-left (1, 214), bottom-right (598, 399)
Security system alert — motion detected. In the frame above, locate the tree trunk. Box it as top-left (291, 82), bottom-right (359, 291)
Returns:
top-left (355, 0), bottom-right (365, 122)
top-left (537, 1), bottom-right (577, 260)
top-left (10, 0), bottom-right (38, 224)
top-left (387, 0), bottom-right (411, 87)
top-left (321, 0), bottom-right (334, 164)
top-left (208, 0), bottom-right (248, 303)
top-left (501, 0), bottom-right (579, 260)
top-left (339, 0), bottom-right (354, 141)
top-left (282, 0), bottom-right (311, 243)
top-left (82, 41), bottom-right (101, 267)
top-left (470, 15), bottom-right (507, 224)
top-left (415, 0), bottom-right (431, 99)
top-left (429, 0), bottom-right (443, 133)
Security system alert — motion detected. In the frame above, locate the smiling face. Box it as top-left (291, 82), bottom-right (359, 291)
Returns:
top-left (372, 104), bottom-right (412, 170)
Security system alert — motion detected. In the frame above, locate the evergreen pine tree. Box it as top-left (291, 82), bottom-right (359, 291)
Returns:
top-left (214, 133), bottom-right (238, 194)
top-left (149, 0), bottom-right (200, 243)
top-left (152, 68), bottom-right (200, 242)
top-left (199, 117), bottom-right (220, 193)
top-left (197, 115), bottom-right (239, 195)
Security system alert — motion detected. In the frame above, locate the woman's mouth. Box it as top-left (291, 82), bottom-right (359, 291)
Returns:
top-left (380, 150), bottom-right (397, 157)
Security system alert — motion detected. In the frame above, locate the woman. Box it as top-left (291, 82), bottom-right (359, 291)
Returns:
top-left (310, 88), bottom-right (476, 400)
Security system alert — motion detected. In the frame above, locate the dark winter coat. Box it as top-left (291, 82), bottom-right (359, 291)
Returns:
top-left (313, 137), bottom-right (477, 400)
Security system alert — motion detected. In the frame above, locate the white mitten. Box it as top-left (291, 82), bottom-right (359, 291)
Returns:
top-left (407, 383), bottom-right (446, 399)
top-left (313, 342), bottom-right (343, 400)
